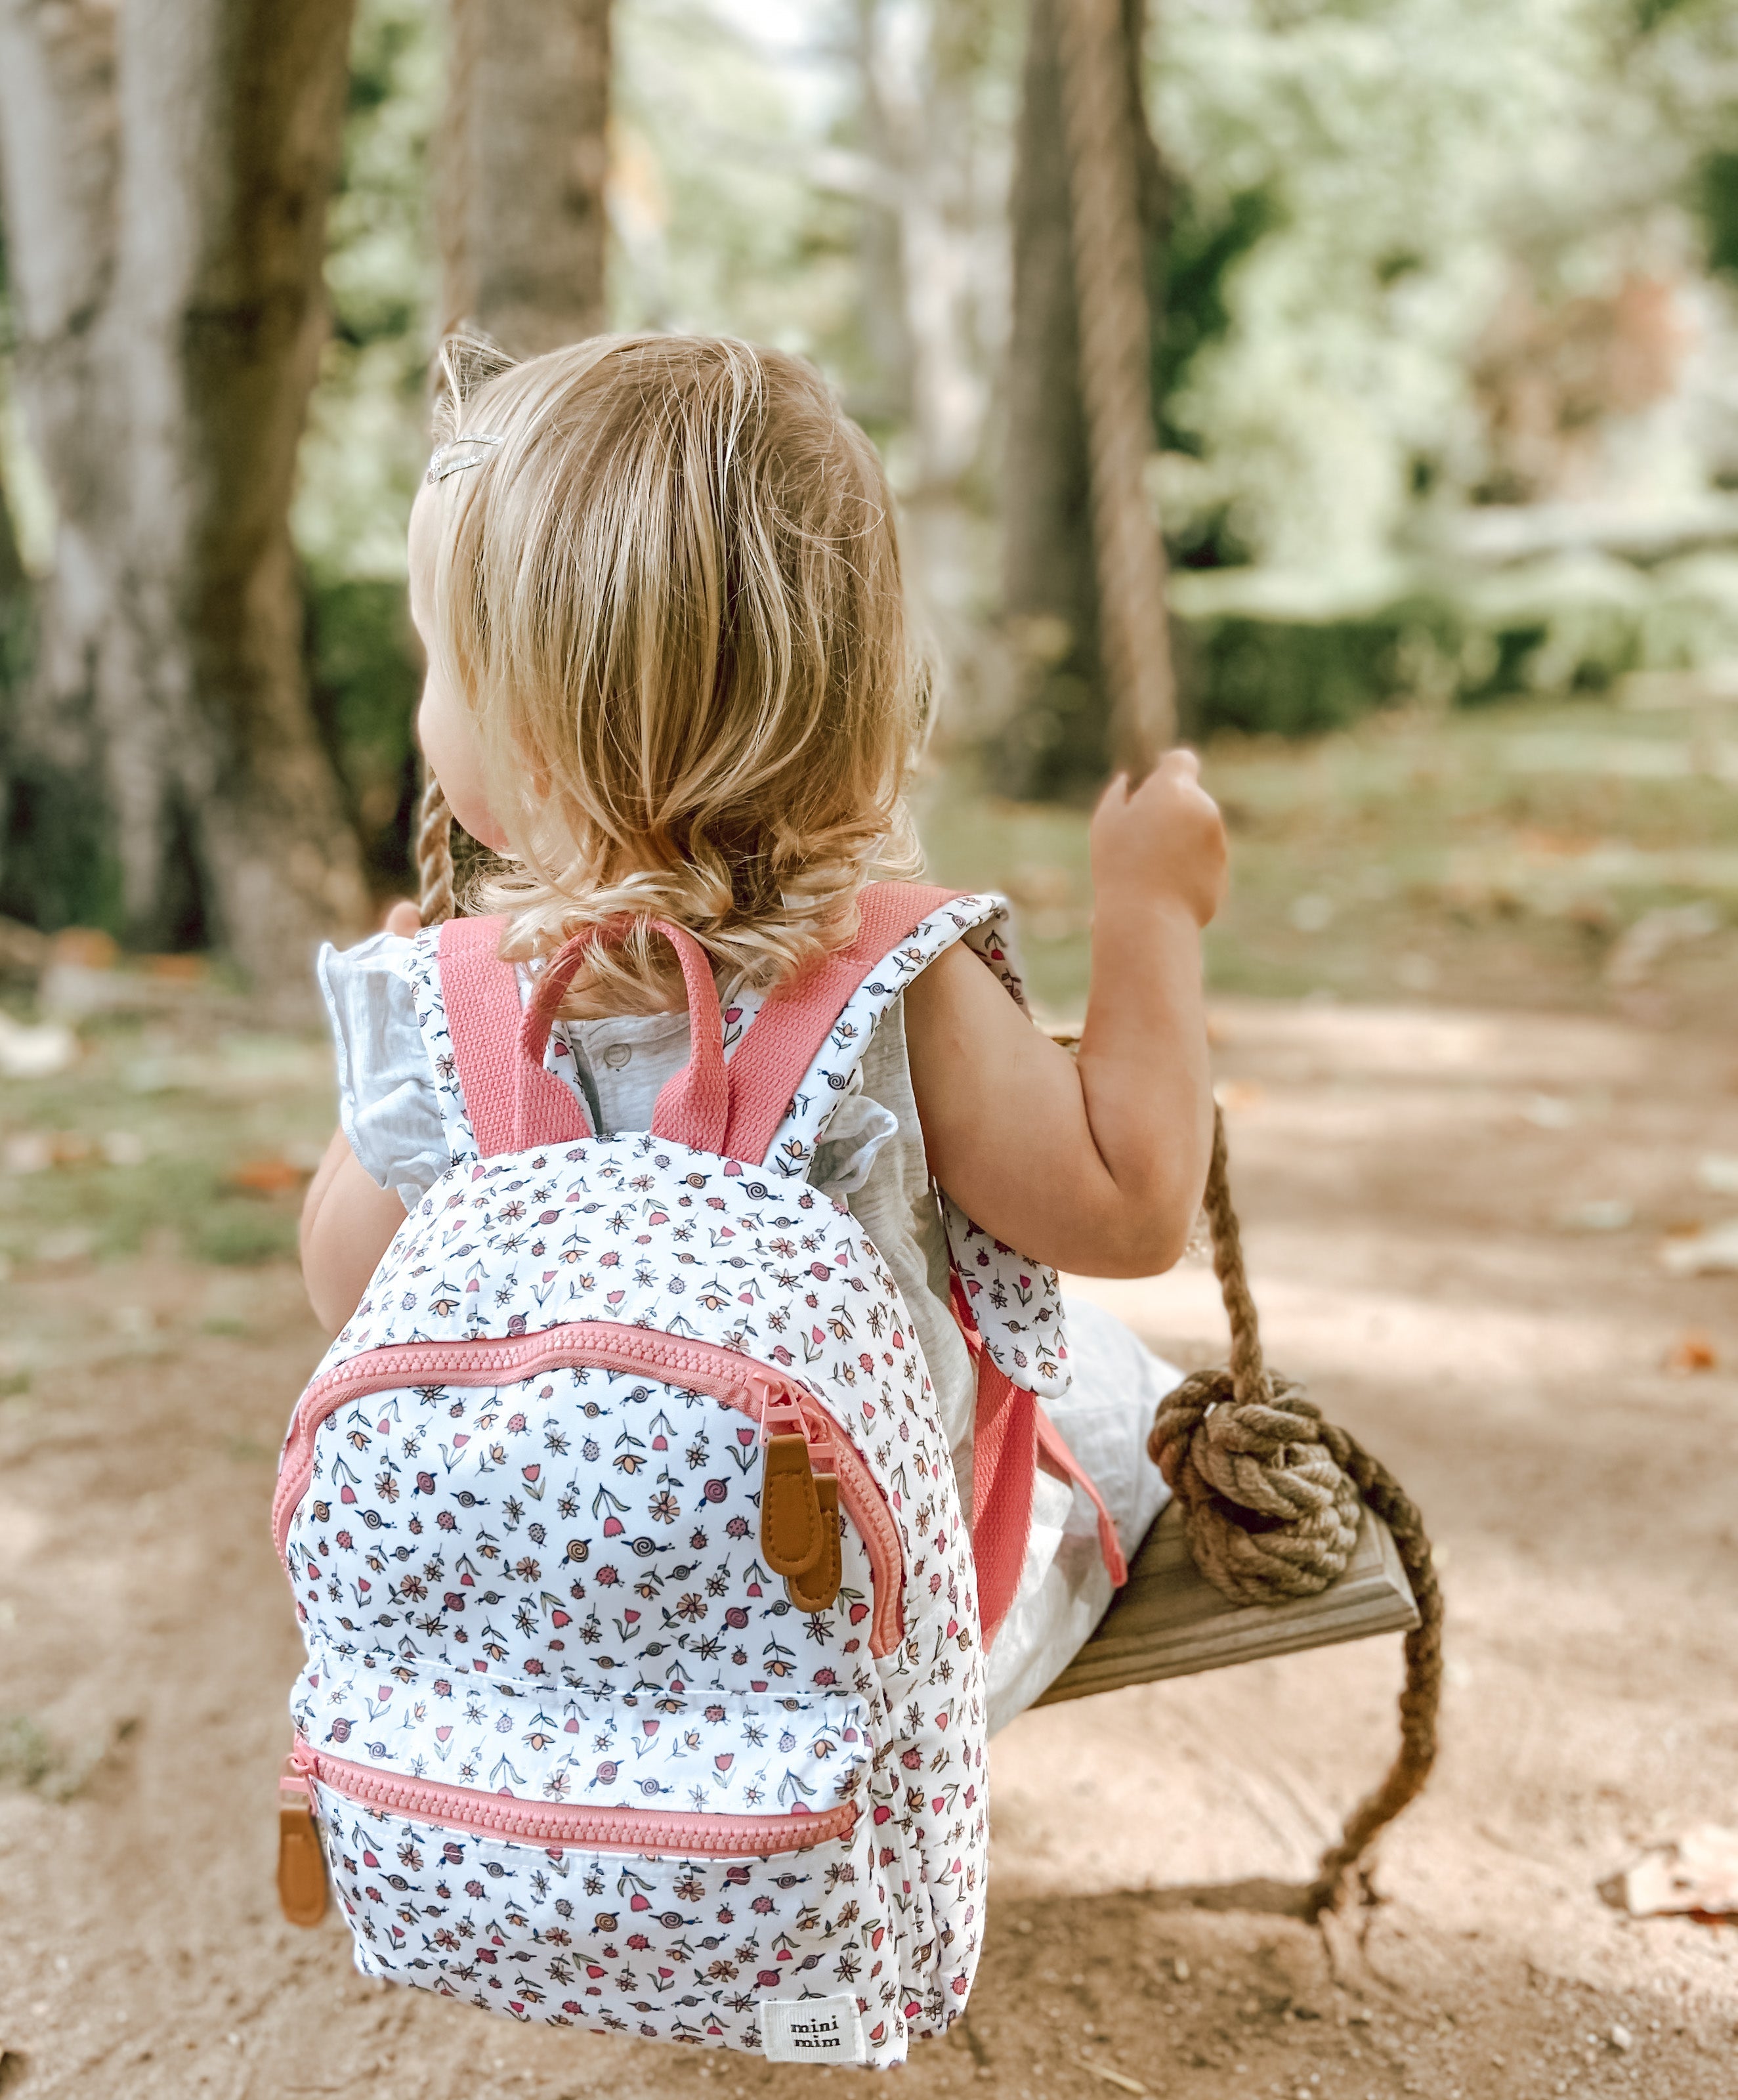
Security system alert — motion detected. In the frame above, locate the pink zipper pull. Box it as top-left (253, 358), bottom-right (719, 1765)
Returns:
top-left (744, 1370), bottom-right (801, 1442)
top-left (278, 1744), bottom-right (328, 1928)
top-left (745, 1373), bottom-right (835, 1463)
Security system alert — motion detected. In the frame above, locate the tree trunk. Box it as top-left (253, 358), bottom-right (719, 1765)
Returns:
top-left (837, 0), bottom-right (1007, 749)
top-left (0, 0), bottom-right (129, 932)
top-left (853, 0), bottom-right (998, 496)
top-left (998, 0), bottom-right (1164, 799)
top-left (0, 0), bottom-right (370, 990)
top-left (440, 0), bottom-right (611, 354)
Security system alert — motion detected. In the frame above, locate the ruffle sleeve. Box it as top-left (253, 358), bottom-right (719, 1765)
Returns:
top-left (809, 1063), bottom-right (900, 1199)
top-left (317, 932), bottom-right (454, 1211)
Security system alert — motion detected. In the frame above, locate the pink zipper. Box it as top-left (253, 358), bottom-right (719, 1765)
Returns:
top-left (291, 1738), bottom-right (857, 1854)
top-left (274, 1322), bottom-right (904, 1654)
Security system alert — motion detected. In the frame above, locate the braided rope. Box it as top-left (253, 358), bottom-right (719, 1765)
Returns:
top-left (1053, 0), bottom-right (1442, 1914)
top-left (1055, 0), bottom-right (1177, 769)
top-left (416, 771), bottom-right (457, 929)
top-left (1151, 1111), bottom-right (1445, 1916)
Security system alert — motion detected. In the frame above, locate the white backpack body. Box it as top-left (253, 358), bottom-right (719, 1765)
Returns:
top-left (271, 886), bottom-right (1101, 2067)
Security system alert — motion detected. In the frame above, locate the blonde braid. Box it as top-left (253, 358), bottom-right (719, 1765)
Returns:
top-left (417, 773), bottom-right (457, 928)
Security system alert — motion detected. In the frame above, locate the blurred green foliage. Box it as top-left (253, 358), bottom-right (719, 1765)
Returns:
top-left (1153, 182), bottom-right (1284, 471)
top-left (1152, 0), bottom-right (1738, 575)
top-left (306, 578), bottom-right (421, 897)
top-left (282, 0), bottom-right (1738, 793)
top-left (1171, 549), bottom-right (1738, 735)
top-left (610, 5), bottom-right (871, 370)
top-left (293, 0), bottom-right (440, 584)
top-left (1698, 149), bottom-right (1738, 280)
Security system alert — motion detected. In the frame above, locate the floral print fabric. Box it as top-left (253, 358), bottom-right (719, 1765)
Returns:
top-left (319, 1781), bottom-right (911, 2055)
top-left (284, 1136), bottom-right (985, 2063)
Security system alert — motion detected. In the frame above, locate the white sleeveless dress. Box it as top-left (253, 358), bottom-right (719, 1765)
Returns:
top-left (319, 931), bottom-right (1177, 1730)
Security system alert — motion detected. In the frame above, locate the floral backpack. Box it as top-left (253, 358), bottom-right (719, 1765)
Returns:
top-left (270, 882), bottom-right (1124, 2067)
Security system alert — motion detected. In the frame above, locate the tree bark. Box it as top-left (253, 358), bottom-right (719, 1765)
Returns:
top-left (998, 0), bottom-right (1164, 798)
top-left (440, 0), bottom-right (611, 354)
top-left (853, 0), bottom-right (999, 496)
top-left (0, 0), bottom-right (370, 988)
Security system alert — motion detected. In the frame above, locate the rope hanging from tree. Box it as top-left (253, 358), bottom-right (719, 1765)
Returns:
top-left (1055, 0), bottom-right (1442, 1917)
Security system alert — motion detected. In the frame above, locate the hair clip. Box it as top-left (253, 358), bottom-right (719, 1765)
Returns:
top-left (427, 433), bottom-right (505, 484)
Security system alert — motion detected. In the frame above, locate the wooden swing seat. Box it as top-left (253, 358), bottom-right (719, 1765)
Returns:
top-left (1039, 1502), bottom-right (1420, 1705)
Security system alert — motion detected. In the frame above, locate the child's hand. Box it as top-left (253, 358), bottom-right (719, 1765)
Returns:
top-left (382, 900), bottom-right (422, 939)
top-left (1090, 750), bottom-right (1227, 928)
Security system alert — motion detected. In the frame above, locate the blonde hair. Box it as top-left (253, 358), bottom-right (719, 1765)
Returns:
top-left (422, 332), bottom-right (929, 1012)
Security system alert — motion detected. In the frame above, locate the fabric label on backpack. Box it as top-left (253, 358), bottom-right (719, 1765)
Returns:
top-left (759, 1995), bottom-right (867, 2064)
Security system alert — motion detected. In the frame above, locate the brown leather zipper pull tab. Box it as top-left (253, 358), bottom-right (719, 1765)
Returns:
top-left (786, 1470), bottom-right (842, 1613)
top-left (278, 1755), bottom-right (328, 1928)
top-left (761, 1430), bottom-right (824, 1578)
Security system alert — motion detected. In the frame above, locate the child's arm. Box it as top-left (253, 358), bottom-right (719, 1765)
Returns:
top-left (300, 1130), bottom-right (407, 1334)
top-left (904, 752), bottom-right (1226, 1279)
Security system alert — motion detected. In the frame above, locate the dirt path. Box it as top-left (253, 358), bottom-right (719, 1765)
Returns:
top-left (3, 996), bottom-right (1734, 2100)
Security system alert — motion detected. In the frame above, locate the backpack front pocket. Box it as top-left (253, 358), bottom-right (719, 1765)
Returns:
top-left (276, 1323), bottom-right (905, 1659)
top-left (295, 1709), bottom-right (910, 2063)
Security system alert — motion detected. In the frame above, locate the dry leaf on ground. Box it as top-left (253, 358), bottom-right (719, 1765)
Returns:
top-left (225, 1156), bottom-right (314, 1197)
top-left (1663, 1330), bottom-right (1718, 1373)
top-left (1658, 1220), bottom-right (1738, 1277)
top-left (50, 927), bottom-right (119, 971)
top-left (1619, 1825), bottom-right (1738, 1918)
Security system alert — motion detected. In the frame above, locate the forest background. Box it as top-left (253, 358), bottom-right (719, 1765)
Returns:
top-left (3, 0), bottom-right (1738, 1004)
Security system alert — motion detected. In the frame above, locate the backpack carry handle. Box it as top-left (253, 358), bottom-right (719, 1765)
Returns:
top-left (439, 913), bottom-right (730, 1157)
top-left (522, 918), bottom-right (729, 1154)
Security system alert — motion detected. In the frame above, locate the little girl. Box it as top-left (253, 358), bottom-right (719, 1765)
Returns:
top-left (300, 332), bottom-right (1226, 1732)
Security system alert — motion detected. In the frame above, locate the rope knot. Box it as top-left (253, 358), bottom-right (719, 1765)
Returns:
top-left (1149, 1368), bottom-right (1361, 1608)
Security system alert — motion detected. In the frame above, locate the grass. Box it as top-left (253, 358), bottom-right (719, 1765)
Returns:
top-left (0, 1713), bottom-right (140, 1801)
top-left (917, 690), bottom-right (1738, 1025)
top-left (0, 1017), bottom-right (333, 1275)
top-left (0, 1715), bottom-right (62, 1791)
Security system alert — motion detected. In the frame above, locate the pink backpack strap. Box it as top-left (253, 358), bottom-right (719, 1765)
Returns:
top-left (438, 914), bottom-right (729, 1159)
top-left (971, 1379), bottom-right (1128, 1646)
top-left (965, 1353), bottom-right (1039, 1647)
top-left (948, 1272), bottom-right (1128, 1646)
top-left (1034, 1411), bottom-right (1128, 1589)
top-left (720, 881), bottom-right (963, 1167)
top-left (439, 917), bottom-right (589, 1157)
